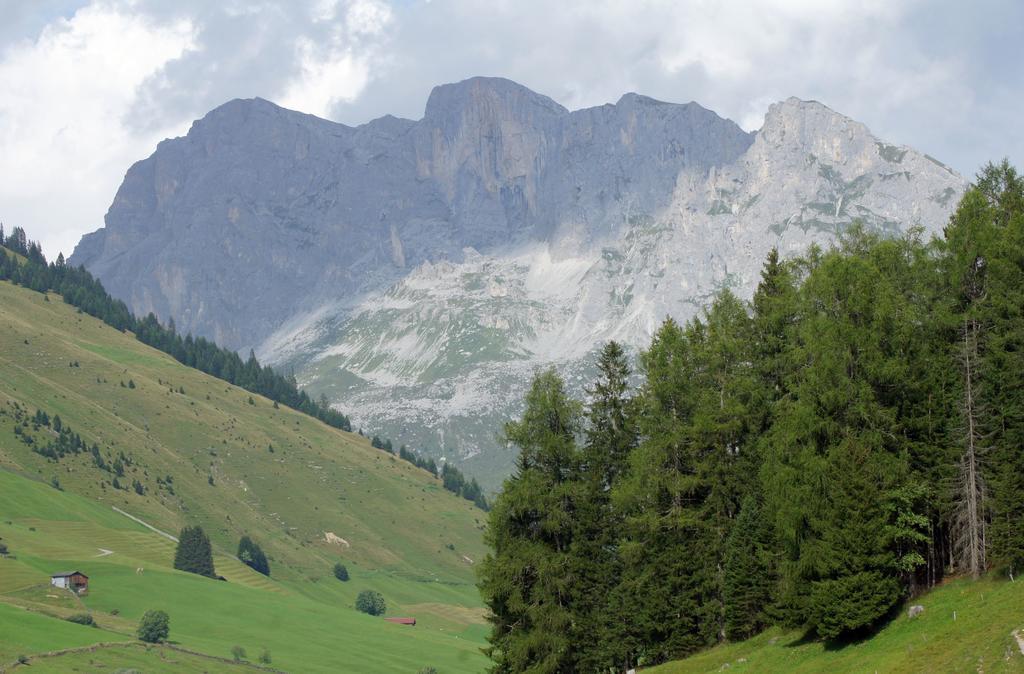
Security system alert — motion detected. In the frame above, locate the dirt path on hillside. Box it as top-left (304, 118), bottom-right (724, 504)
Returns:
top-left (111, 506), bottom-right (178, 542)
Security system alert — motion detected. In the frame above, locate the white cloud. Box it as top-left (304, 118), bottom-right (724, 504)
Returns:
top-left (311, 0), bottom-right (343, 23)
top-left (281, 0), bottom-right (391, 117)
top-left (346, 0), bottom-right (391, 35)
top-left (0, 2), bottom-right (196, 256)
top-left (279, 38), bottom-right (371, 116)
top-left (278, 0), bottom-right (389, 115)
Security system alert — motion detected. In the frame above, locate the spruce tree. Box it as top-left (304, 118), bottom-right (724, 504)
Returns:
top-left (945, 160), bottom-right (1024, 577)
top-left (761, 236), bottom-right (927, 637)
top-left (478, 369), bottom-right (582, 673)
top-left (174, 526), bottom-right (216, 578)
top-left (611, 317), bottom-right (717, 665)
top-left (582, 341), bottom-right (636, 488)
top-left (571, 341), bottom-right (637, 671)
top-left (723, 496), bottom-right (775, 640)
top-left (751, 248), bottom-right (798, 397)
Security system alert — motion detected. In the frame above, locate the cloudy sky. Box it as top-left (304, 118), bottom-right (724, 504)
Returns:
top-left (1, 0), bottom-right (1021, 257)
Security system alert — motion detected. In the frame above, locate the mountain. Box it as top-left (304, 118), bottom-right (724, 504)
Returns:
top-left (0, 273), bottom-right (488, 672)
top-left (71, 77), bottom-right (967, 488)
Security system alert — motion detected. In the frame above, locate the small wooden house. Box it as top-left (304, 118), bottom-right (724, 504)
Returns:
top-left (50, 571), bottom-right (89, 594)
top-left (383, 617), bottom-right (416, 626)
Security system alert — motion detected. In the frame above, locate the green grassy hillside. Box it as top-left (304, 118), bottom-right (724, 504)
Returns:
top-left (651, 576), bottom-right (1024, 674)
top-left (0, 279), bottom-right (489, 672)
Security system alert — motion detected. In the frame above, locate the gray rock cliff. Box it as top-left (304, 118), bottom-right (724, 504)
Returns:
top-left (72, 77), bottom-right (966, 487)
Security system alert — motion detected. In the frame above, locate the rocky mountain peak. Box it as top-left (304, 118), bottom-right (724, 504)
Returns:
top-left (423, 76), bottom-right (568, 129)
top-left (70, 79), bottom-right (967, 484)
top-left (757, 96), bottom-right (870, 154)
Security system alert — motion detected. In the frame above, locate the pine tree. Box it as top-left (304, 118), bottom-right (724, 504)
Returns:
top-left (174, 526), bottom-right (216, 578)
top-left (582, 341), bottom-right (636, 488)
top-left (478, 369), bottom-right (582, 673)
top-left (610, 317), bottom-right (717, 665)
top-left (761, 236), bottom-right (926, 636)
top-left (571, 341), bottom-right (637, 671)
top-left (947, 160), bottom-right (1024, 577)
top-left (723, 496), bottom-right (775, 640)
top-left (751, 248), bottom-right (798, 397)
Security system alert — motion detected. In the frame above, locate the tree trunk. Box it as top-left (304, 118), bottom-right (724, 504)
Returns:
top-left (954, 316), bottom-right (987, 578)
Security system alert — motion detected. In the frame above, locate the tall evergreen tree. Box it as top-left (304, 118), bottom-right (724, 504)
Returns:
top-left (478, 369), bottom-right (582, 673)
top-left (751, 247), bottom-right (798, 397)
top-left (582, 341), bottom-right (636, 488)
top-left (571, 341), bottom-right (637, 671)
top-left (943, 187), bottom-right (994, 578)
top-left (174, 525), bottom-right (216, 578)
top-left (722, 495), bottom-right (775, 640)
top-left (610, 317), bottom-right (716, 666)
top-left (761, 234), bottom-right (928, 636)
top-left (943, 160), bottom-right (1024, 577)
top-left (976, 161), bottom-right (1024, 578)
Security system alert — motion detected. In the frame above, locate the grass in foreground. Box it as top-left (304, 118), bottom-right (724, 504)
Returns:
top-left (650, 576), bottom-right (1024, 674)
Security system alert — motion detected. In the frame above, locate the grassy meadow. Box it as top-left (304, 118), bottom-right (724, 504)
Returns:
top-left (651, 576), bottom-right (1024, 674)
top-left (0, 279), bottom-right (489, 672)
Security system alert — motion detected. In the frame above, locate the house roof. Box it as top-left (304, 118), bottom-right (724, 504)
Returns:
top-left (51, 571), bottom-right (88, 578)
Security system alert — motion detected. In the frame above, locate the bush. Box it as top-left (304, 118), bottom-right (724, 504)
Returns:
top-left (136, 609), bottom-right (170, 643)
top-left (333, 562), bottom-right (349, 582)
top-left (66, 613), bottom-right (96, 627)
top-left (231, 645), bottom-right (247, 662)
top-left (418, 668), bottom-right (439, 674)
top-left (258, 649), bottom-right (272, 664)
top-left (355, 589), bottom-right (386, 616)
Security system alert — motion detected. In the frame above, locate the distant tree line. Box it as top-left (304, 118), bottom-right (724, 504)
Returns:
top-left (478, 161), bottom-right (1024, 671)
top-left (397, 444), bottom-right (436, 475)
top-left (440, 462), bottom-right (488, 510)
top-left (3, 400), bottom-right (134, 488)
top-left (12, 406), bottom-right (87, 462)
top-left (0, 225), bottom-right (493, 511)
top-left (0, 225), bottom-right (351, 432)
top-left (372, 434), bottom-right (489, 510)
